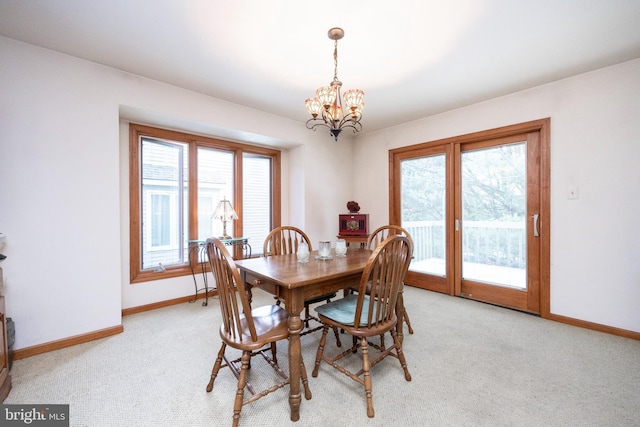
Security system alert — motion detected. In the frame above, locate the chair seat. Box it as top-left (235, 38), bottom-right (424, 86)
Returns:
top-left (316, 294), bottom-right (378, 327)
top-left (220, 304), bottom-right (290, 350)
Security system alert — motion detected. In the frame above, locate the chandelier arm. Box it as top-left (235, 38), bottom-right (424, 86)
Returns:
top-left (338, 121), bottom-right (363, 133)
top-left (306, 118), bottom-right (361, 132)
top-left (305, 118), bottom-right (332, 131)
top-left (337, 113), bottom-right (362, 128)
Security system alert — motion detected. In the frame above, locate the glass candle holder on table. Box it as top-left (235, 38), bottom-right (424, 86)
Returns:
top-left (335, 239), bottom-right (347, 257)
top-left (297, 242), bottom-right (310, 263)
top-left (318, 240), bottom-right (332, 259)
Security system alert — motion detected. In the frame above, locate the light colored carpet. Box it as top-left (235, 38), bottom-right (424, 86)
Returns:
top-left (5, 287), bottom-right (640, 426)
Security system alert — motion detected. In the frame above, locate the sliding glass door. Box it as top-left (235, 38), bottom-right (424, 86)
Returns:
top-left (391, 120), bottom-right (549, 314)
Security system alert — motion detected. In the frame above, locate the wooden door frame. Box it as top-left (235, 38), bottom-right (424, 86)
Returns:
top-left (390, 118), bottom-right (550, 318)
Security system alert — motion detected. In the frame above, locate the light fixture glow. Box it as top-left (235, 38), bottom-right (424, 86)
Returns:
top-left (305, 27), bottom-right (364, 141)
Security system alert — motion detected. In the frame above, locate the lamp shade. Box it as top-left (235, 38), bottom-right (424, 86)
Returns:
top-left (343, 89), bottom-right (364, 112)
top-left (213, 198), bottom-right (238, 221)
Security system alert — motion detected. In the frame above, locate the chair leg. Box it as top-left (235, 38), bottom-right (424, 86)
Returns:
top-left (312, 325), bottom-right (330, 377)
top-left (303, 304), bottom-right (312, 329)
top-left (299, 359), bottom-right (312, 400)
top-left (232, 351), bottom-right (250, 427)
top-left (325, 293), bottom-right (342, 347)
top-left (404, 309), bottom-right (414, 334)
top-left (332, 326), bottom-right (342, 347)
top-left (207, 343), bottom-right (226, 392)
top-left (270, 342), bottom-right (277, 365)
top-left (390, 329), bottom-right (412, 382)
top-left (360, 337), bottom-right (375, 418)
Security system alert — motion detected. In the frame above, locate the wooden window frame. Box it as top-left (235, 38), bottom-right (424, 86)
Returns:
top-left (129, 124), bottom-right (281, 283)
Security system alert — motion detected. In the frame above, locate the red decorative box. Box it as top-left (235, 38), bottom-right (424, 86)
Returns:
top-left (338, 214), bottom-right (369, 236)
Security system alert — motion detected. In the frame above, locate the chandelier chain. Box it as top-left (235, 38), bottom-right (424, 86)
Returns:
top-left (333, 38), bottom-right (339, 82)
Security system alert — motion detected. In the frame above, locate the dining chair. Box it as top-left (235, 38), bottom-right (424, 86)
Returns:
top-left (263, 226), bottom-right (342, 346)
top-left (205, 237), bottom-right (311, 427)
top-left (367, 224), bottom-right (415, 335)
top-left (311, 235), bottom-right (413, 418)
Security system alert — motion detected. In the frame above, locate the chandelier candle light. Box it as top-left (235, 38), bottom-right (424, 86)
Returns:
top-left (305, 27), bottom-right (364, 141)
top-left (212, 197), bottom-right (238, 240)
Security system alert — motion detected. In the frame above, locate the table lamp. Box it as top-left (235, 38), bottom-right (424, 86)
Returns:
top-left (212, 197), bottom-right (238, 239)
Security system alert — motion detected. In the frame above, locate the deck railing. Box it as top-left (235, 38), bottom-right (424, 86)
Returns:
top-left (403, 220), bottom-right (526, 269)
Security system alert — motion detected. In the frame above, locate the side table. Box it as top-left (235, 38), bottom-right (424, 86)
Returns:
top-left (188, 238), bottom-right (251, 306)
top-left (337, 234), bottom-right (369, 249)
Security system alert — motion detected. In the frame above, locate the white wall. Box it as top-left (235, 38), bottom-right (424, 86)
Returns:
top-left (297, 136), bottom-right (355, 246)
top-left (353, 58), bottom-right (640, 333)
top-left (0, 37), bottom-right (354, 350)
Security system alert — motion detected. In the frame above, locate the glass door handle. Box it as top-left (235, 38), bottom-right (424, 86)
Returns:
top-left (532, 214), bottom-right (540, 237)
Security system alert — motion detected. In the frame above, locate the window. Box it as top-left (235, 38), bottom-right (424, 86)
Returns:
top-left (243, 154), bottom-right (274, 248)
top-left (129, 124), bottom-right (281, 283)
top-left (141, 138), bottom-right (189, 269)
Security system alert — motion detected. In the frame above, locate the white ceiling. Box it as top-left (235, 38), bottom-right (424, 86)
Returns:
top-left (2, 0), bottom-right (640, 134)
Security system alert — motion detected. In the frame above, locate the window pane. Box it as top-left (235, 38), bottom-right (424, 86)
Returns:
top-left (141, 138), bottom-right (189, 269)
top-left (243, 154), bottom-right (272, 255)
top-left (400, 154), bottom-right (447, 276)
top-left (197, 147), bottom-right (234, 240)
top-left (151, 194), bottom-right (171, 246)
top-left (461, 142), bottom-right (527, 289)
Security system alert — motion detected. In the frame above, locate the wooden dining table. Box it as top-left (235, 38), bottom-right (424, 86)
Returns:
top-left (235, 247), bottom-right (406, 422)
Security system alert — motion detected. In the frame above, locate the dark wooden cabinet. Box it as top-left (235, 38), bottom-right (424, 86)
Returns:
top-left (338, 214), bottom-right (369, 236)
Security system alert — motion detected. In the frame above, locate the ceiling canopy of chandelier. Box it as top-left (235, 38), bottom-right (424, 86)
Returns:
top-left (305, 27), bottom-right (364, 141)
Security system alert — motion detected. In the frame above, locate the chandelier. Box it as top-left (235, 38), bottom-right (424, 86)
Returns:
top-left (305, 27), bottom-right (364, 141)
